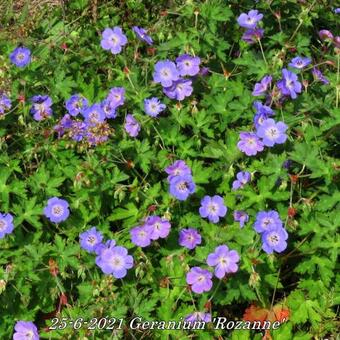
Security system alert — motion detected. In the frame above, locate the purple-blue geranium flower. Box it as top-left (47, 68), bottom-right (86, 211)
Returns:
top-left (234, 211), bottom-right (249, 228)
top-left (232, 171), bottom-right (251, 190)
top-left (163, 79), bottom-right (193, 101)
top-left (124, 114), bottom-right (140, 137)
top-left (101, 99), bottom-right (117, 119)
top-left (94, 239), bottom-right (116, 255)
top-left (185, 312), bottom-right (211, 323)
top-left (199, 195), bottom-right (227, 224)
top-left (79, 227), bottom-right (103, 253)
top-left (165, 160), bottom-right (192, 182)
top-left (312, 68), bottom-right (329, 84)
top-left (95, 245), bottom-right (133, 278)
top-left (54, 114), bottom-right (73, 138)
top-left (107, 87), bottom-right (125, 109)
top-left (254, 210), bottom-right (283, 233)
top-left (144, 97), bottom-right (166, 117)
top-left (186, 267), bottom-right (213, 294)
top-left (277, 69), bottom-right (302, 99)
top-left (262, 227), bottom-right (288, 254)
top-left (30, 95), bottom-right (53, 121)
top-left (65, 94), bottom-right (88, 117)
top-left (207, 245), bottom-right (240, 278)
top-left (70, 121), bottom-right (87, 141)
top-left (145, 216), bottom-right (171, 240)
top-left (82, 104), bottom-right (106, 125)
top-left (10, 46), bottom-right (31, 67)
top-left (100, 27), bottom-right (127, 55)
top-left (252, 75), bottom-right (272, 96)
top-left (43, 197), bottom-right (70, 223)
top-left (179, 228), bottom-right (202, 250)
top-left (256, 118), bottom-right (288, 147)
top-left (13, 321), bottom-right (39, 340)
top-left (169, 174), bottom-right (196, 201)
top-left (334, 8), bottom-right (340, 14)
top-left (289, 56), bottom-right (311, 69)
top-left (130, 225), bottom-right (152, 247)
top-left (176, 54), bottom-right (201, 76)
top-left (0, 93), bottom-right (11, 115)
top-left (132, 26), bottom-right (153, 45)
top-left (0, 213), bottom-right (14, 239)
top-left (237, 10), bottom-right (263, 29)
top-left (237, 132), bottom-right (264, 156)
top-left (253, 101), bottom-right (275, 128)
top-left (153, 60), bottom-right (179, 87)
top-left (242, 28), bottom-right (264, 44)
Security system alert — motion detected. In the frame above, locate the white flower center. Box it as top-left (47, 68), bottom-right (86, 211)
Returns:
top-left (247, 138), bottom-right (255, 146)
top-left (161, 68), bottom-right (170, 78)
top-left (52, 205), bottom-right (64, 217)
top-left (268, 233), bottom-right (279, 245)
top-left (138, 230), bottom-right (147, 238)
top-left (208, 203), bottom-right (218, 214)
top-left (177, 181), bottom-right (188, 191)
top-left (262, 218), bottom-right (273, 228)
top-left (197, 275), bottom-right (205, 282)
top-left (0, 220), bottom-right (6, 231)
top-left (219, 257), bottom-right (229, 266)
top-left (17, 53), bottom-right (25, 61)
top-left (35, 103), bottom-right (45, 113)
top-left (111, 34), bottom-right (118, 44)
top-left (25, 330), bottom-right (34, 339)
top-left (286, 80), bottom-right (294, 89)
top-left (87, 236), bottom-right (96, 245)
top-left (266, 128), bottom-right (278, 139)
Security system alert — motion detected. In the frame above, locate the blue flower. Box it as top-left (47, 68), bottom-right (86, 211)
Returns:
top-left (169, 175), bottom-right (195, 201)
top-left (65, 94), bottom-right (88, 117)
top-left (144, 97), bottom-right (166, 117)
top-left (132, 26), bottom-right (153, 45)
top-left (10, 46), bottom-right (31, 67)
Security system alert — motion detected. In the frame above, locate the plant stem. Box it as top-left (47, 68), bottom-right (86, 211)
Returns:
top-left (257, 38), bottom-right (268, 67)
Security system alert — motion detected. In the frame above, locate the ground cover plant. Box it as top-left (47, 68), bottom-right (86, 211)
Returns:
top-left (0, 0), bottom-right (339, 339)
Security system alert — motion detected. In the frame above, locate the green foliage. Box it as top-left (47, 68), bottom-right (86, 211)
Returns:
top-left (0, 0), bottom-right (339, 339)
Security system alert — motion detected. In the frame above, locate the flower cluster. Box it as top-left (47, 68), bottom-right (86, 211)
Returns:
top-left (237, 10), bottom-right (264, 44)
top-left (54, 89), bottom-right (126, 145)
top-left (130, 216), bottom-right (171, 247)
top-left (165, 160), bottom-right (196, 201)
top-left (237, 102), bottom-right (288, 156)
top-left (153, 54), bottom-right (201, 101)
top-left (186, 245), bottom-right (240, 294)
top-left (254, 210), bottom-right (288, 254)
top-left (79, 227), bottom-right (134, 279)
